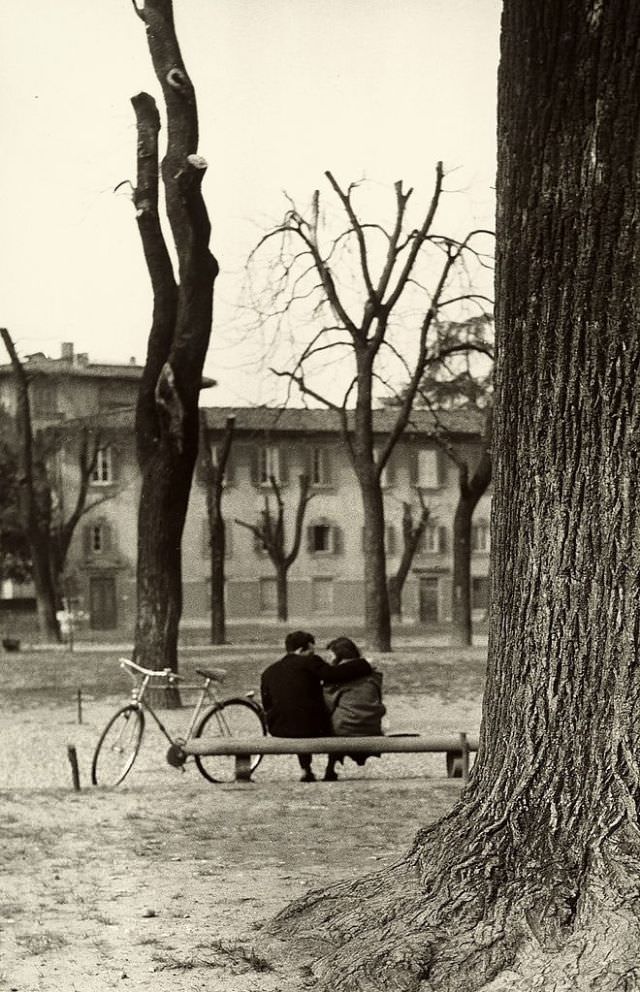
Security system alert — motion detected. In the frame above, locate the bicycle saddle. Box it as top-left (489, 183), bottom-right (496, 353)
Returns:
top-left (195, 667), bottom-right (226, 682)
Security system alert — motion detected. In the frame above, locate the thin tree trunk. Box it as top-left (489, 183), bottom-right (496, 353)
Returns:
top-left (451, 410), bottom-right (492, 647)
top-left (275, 563), bottom-right (288, 622)
top-left (209, 512), bottom-right (226, 644)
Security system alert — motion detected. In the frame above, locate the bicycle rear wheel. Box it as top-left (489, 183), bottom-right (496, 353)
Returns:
top-left (193, 698), bottom-right (266, 783)
top-left (91, 705), bottom-right (145, 787)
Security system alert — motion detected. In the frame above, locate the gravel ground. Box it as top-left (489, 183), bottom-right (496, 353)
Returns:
top-left (2, 650), bottom-right (483, 991)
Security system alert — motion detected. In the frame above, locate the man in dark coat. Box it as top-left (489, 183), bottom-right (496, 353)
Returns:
top-left (260, 629), bottom-right (372, 781)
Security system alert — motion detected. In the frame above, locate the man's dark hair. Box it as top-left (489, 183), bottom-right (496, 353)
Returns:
top-left (285, 630), bottom-right (315, 653)
top-left (326, 636), bottom-right (361, 661)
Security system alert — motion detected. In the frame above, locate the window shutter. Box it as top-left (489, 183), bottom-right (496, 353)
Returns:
top-left (83, 525), bottom-right (92, 557)
top-left (323, 448), bottom-right (332, 485)
top-left (409, 448), bottom-right (419, 485)
top-left (437, 450), bottom-right (447, 487)
top-left (332, 525), bottom-right (344, 556)
top-left (202, 518), bottom-right (210, 556)
top-left (250, 448), bottom-right (260, 486)
top-left (279, 446), bottom-right (289, 484)
top-left (109, 446), bottom-right (119, 484)
top-left (102, 522), bottom-right (113, 554)
top-left (439, 525), bottom-right (448, 554)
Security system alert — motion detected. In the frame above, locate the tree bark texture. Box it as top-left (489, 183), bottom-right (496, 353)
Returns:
top-left (259, 4), bottom-right (640, 989)
top-left (450, 411), bottom-right (492, 646)
top-left (131, 0), bottom-right (218, 673)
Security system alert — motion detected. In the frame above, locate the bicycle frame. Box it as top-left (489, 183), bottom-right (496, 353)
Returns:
top-left (119, 657), bottom-right (260, 752)
top-left (121, 658), bottom-right (221, 750)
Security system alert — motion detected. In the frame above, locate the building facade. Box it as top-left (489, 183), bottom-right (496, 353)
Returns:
top-left (0, 344), bottom-right (490, 631)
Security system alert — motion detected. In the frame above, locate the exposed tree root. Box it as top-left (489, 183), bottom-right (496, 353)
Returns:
top-left (257, 813), bottom-right (640, 992)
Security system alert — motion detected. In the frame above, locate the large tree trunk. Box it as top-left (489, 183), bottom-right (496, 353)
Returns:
top-left (131, 0), bottom-right (218, 675)
top-left (259, 3), bottom-right (640, 988)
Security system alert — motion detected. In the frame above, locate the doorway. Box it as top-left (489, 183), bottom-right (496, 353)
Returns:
top-left (89, 575), bottom-right (117, 630)
top-left (418, 576), bottom-right (439, 623)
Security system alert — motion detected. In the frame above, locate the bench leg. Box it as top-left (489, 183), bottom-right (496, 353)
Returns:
top-left (235, 755), bottom-right (254, 782)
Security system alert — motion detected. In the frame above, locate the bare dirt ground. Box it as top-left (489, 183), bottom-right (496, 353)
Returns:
top-left (1, 651), bottom-right (482, 991)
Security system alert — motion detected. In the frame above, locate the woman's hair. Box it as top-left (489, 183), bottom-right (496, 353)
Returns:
top-left (326, 636), bottom-right (361, 661)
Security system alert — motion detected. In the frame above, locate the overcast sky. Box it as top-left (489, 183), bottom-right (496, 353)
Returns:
top-left (0, 0), bottom-right (501, 405)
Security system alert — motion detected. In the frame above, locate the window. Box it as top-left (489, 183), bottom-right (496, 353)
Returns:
top-left (31, 381), bottom-right (58, 416)
top-left (471, 521), bottom-right (490, 553)
top-left (420, 524), bottom-right (447, 554)
top-left (91, 447), bottom-right (113, 485)
top-left (258, 446), bottom-right (281, 485)
top-left (91, 525), bottom-right (105, 554)
top-left (309, 524), bottom-right (331, 553)
top-left (472, 576), bottom-right (490, 611)
top-left (416, 449), bottom-right (442, 489)
top-left (84, 521), bottom-right (112, 557)
top-left (310, 447), bottom-right (332, 487)
top-left (307, 520), bottom-right (341, 556)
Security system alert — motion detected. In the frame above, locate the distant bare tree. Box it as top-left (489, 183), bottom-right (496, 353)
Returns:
top-left (0, 328), bottom-right (109, 641)
top-left (235, 475), bottom-right (313, 621)
top-left (387, 495), bottom-right (431, 619)
top-left (197, 412), bottom-right (234, 644)
top-left (252, 171), bottom-right (492, 650)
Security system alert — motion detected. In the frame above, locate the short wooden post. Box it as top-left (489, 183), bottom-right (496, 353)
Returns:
top-left (77, 688), bottom-right (83, 724)
top-left (459, 732), bottom-right (470, 783)
top-left (67, 745), bottom-right (81, 792)
top-left (235, 755), bottom-right (254, 782)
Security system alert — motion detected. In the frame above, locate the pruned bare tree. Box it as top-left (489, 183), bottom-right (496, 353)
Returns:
top-left (251, 171), bottom-right (492, 650)
top-left (387, 495), bottom-right (431, 619)
top-left (235, 474), bottom-right (313, 622)
top-left (197, 412), bottom-right (234, 644)
top-left (0, 328), bottom-right (108, 641)
top-left (128, 0), bottom-right (218, 674)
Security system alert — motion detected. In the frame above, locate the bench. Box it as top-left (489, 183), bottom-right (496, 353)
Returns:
top-left (181, 732), bottom-right (479, 782)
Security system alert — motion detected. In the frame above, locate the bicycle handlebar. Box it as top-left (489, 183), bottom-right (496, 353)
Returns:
top-left (119, 657), bottom-right (183, 681)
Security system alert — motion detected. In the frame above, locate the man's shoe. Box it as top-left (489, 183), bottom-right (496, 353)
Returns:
top-left (323, 770), bottom-right (339, 782)
top-left (300, 771), bottom-right (317, 782)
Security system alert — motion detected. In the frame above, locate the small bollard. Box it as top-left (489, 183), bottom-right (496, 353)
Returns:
top-left (67, 744), bottom-right (81, 792)
top-left (77, 688), bottom-right (83, 724)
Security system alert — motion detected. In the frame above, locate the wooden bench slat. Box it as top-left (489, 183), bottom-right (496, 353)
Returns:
top-left (183, 735), bottom-right (479, 757)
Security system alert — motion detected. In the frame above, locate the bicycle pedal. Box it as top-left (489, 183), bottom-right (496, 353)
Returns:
top-left (166, 742), bottom-right (187, 768)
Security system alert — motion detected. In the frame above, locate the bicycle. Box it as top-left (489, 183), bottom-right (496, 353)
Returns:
top-left (91, 658), bottom-right (267, 788)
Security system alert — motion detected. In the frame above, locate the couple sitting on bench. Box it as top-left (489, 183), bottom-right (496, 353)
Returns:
top-left (260, 630), bottom-right (386, 782)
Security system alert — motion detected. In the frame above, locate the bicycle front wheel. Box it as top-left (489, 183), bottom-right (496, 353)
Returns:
top-left (91, 705), bottom-right (145, 787)
top-left (193, 698), bottom-right (266, 783)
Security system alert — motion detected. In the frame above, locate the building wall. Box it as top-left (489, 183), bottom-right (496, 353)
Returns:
top-left (0, 349), bottom-right (491, 630)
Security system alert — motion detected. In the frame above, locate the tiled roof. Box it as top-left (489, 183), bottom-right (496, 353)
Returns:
top-left (202, 405), bottom-right (485, 438)
top-left (0, 358), bottom-right (144, 380)
top-left (0, 358), bottom-right (215, 387)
